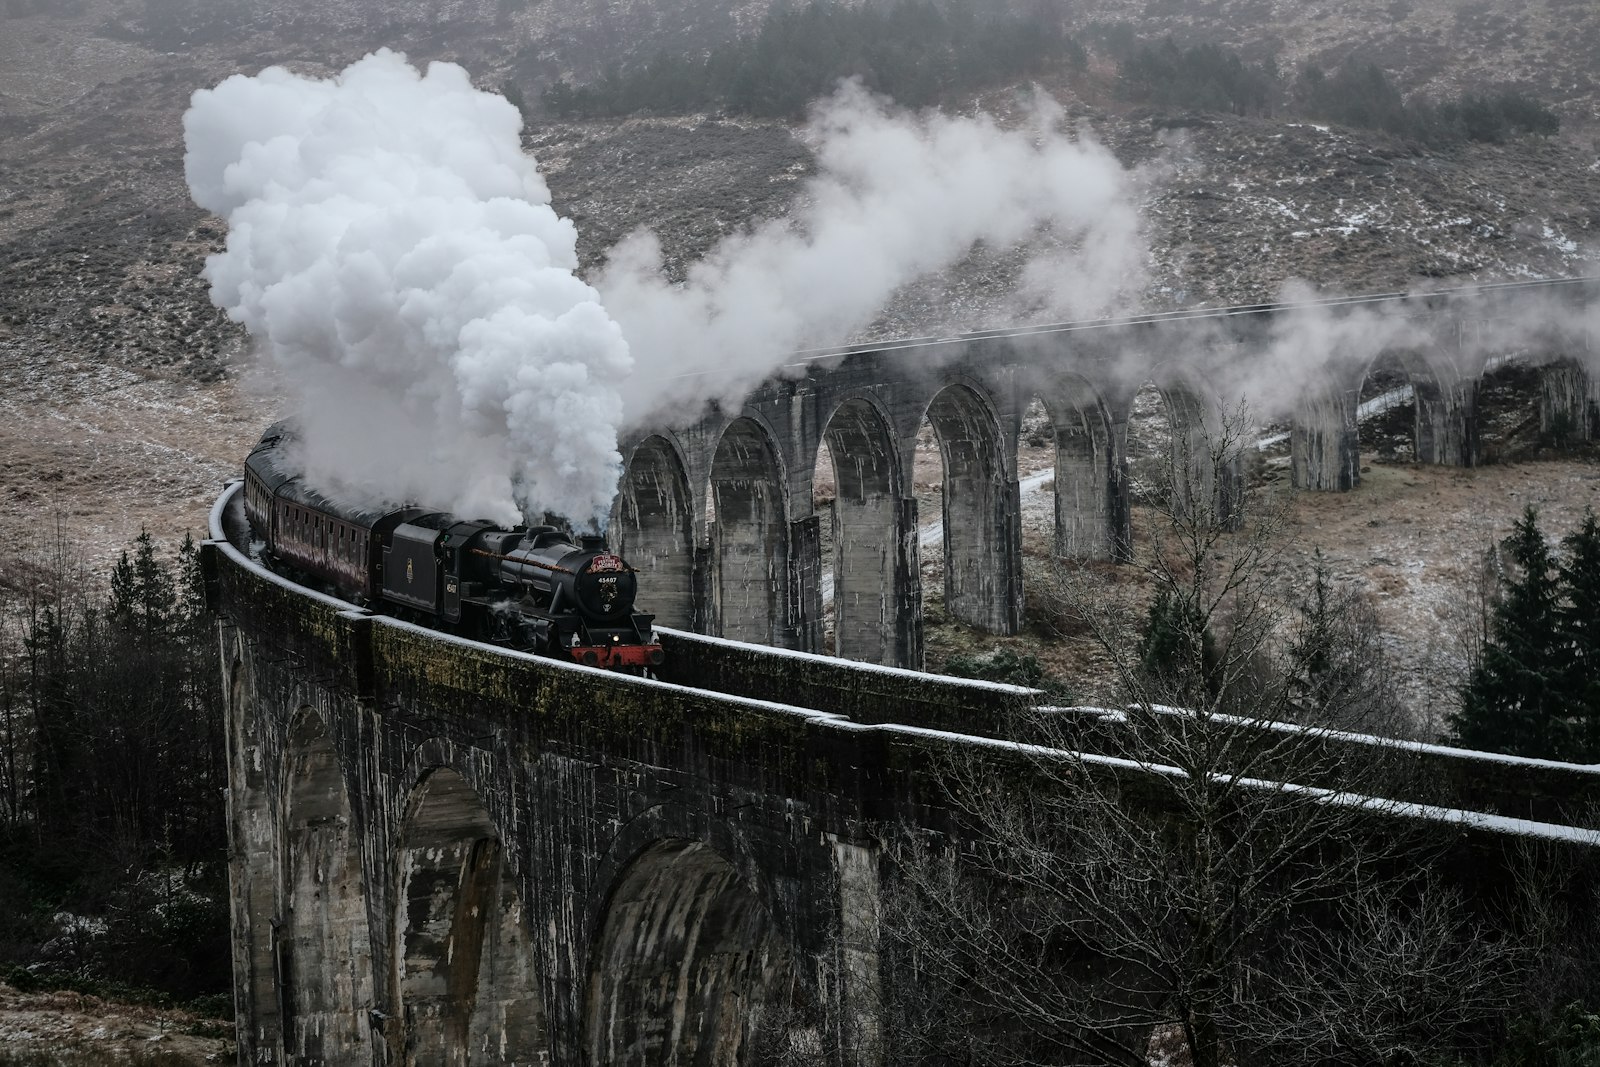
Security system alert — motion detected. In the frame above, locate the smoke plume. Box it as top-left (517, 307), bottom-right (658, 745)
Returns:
top-left (184, 50), bottom-right (630, 527)
top-left (1232, 279), bottom-right (1599, 426)
top-left (600, 82), bottom-right (1149, 427)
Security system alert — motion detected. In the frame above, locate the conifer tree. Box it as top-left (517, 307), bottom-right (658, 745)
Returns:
top-left (1452, 507), bottom-right (1568, 758)
top-left (110, 528), bottom-right (175, 640)
top-left (1287, 548), bottom-right (1338, 711)
top-left (1558, 507), bottom-right (1600, 759)
top-left (1137, 586), bottom-right (1218, 704)
top-left (1284, 548), bottom-right (1401, 733)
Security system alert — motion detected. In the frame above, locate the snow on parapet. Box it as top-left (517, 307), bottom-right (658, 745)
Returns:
top-left (1142, 704), bottom-right (1600, 773)
top-left (876, 718), bottom-right (1600, 848)
top-left (656, 626), bottom-right (1045, 697)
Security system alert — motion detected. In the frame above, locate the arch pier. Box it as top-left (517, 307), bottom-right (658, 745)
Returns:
top-left (616, 280), bottom-right (1596, 669)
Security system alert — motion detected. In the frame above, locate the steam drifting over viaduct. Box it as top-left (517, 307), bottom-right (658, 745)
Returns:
top-left (209, 278), bottom-right (1600, 1066)
top-left (614, 277), bottom-right (1599, 669)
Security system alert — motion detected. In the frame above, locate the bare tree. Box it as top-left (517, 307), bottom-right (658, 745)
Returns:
top-left (878, 405), bottom-right (1512, 1067)
top-left (0, 581), bottom-right (19, 831)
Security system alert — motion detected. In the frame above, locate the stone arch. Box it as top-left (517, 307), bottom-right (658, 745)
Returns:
top-left (1359, 349), bottom-right (1477, 467)
top-left (708, 417), bottom-right (791, 646)
top-left (615, 435), bottom-right (696, 630)
top-left (1124, 371), bottom-right (1241, 533)
top-left (924, 383), bottom-right (1021, 634)
top-left (282, 707), bottom-right (373, 1065)
top-left (225, 657), bottom-right (282, 1060)
top-left (392, 768), bottom-right (547, 1066)
top-left (583, 838), bottom-right (798, 1066)
top-left (817, 395), bottom-right (905, 664)
top-left (1042, 379), bottom-right (1117, 560)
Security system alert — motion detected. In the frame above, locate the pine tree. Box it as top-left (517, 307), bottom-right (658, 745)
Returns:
top-left (1283, 548), bottom-right (1401, 733)
top-left (1558, 507), bottom-right (1600, 760)
top-left (1287, 548), bottom-right (1338, 713)
top-left (110, 528), bottom-right (175, 641)
top-left (1137, 586), bottom-right (1218, 704)
top-left (1452, 507), bottom-right (1569, 758)
top-left (176, 530), bottom-right (207, 634)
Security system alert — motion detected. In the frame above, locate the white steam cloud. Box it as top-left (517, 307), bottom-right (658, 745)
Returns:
top-left (185, 51), bottom-right (1588, 534)
top-left (187, 59), bottom-right (1148, 523)
top-left (184, 49), bottom-right (630, 527)
top-left (1232, 279), bottom-right (1600, 425)
top-left (601, 82), bottom-right (1148, 426)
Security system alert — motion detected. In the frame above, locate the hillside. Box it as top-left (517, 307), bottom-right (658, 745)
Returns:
top-left (0, 0), bottom-right (1596, 661)
top-left (0, 1), bottom-right (1597, 1057)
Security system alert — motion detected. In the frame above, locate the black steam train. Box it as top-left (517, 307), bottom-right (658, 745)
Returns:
top-left (242, 422), bottom-right (663, 670)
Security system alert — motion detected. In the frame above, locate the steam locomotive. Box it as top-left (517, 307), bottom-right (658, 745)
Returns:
top-left (242, 422), bottom-right (663, 670)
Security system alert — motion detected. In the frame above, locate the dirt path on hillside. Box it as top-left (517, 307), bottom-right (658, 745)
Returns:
top-left (0, 983), bottom-right (231, 1065)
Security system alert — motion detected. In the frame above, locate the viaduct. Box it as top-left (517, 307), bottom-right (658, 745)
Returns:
top-left (208, 277), bottom-right (1600, 1066)
top-left (611, 276), bottom-right (1600, 669)
top-left (210, 479), bottom-right (1600, 1067)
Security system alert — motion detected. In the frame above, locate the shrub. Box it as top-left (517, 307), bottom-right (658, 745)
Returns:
top-left (1294, 59), bottom-right (1559, 144)
top-left (1117, 38), bottom-right (1278, 115)
top-left (945, 648), bottom-right (1073, 701)
top-left (544, 0), bottom-right (1086, 119)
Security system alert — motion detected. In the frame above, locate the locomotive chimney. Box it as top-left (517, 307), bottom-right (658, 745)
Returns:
top-left (580, 534), bottom-right (607, 553)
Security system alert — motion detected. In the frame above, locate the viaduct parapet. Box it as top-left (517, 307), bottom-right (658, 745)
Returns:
top-left (614, 277), bottom-right (1600, 669)
top-left (208, 481), bottom-right (1600, 1067)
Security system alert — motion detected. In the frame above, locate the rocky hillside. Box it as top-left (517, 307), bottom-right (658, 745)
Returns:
top-left (0, 0), bottom-right (1594, 573)
top-left (0, 5), bottom-right (1595, 1054)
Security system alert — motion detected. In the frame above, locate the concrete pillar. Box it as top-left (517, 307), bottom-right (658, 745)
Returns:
top-left (282, 710), bottom-right (372, 1067)
top-left (691, 542), bottom-right (714, 635)
top-left (391, 770), bottom-right (545, 1067)
top-left (711, 507), bottom-right (789, 646)
top-left (1290, 386), bottom-right (1360, 491)
top-left (821, 400), bottom-right (907, 666)
top-left (1001, 476), bottom-right (1025, 632)
top-left (942, 474), bottom-right (1022, 635)
top-left (1215, 444), bottom-right (1246, 532)
top-left (1165, 391), bottom-right (1220, 524)
top-left (1106, 420), bottom-right (1133, 563)
top-left (1054, 418), bottom-right (1113, 560)
top-left (1540, 360), bottom-right (1595, 444)
top-left (223, 654), bottom-right (285, 1066)
top-left (894, 497), bottom-right (923, 670)
top-left (1414, 377), bottom-right (1478, 466)
top-left (830, 836), bottom-right (883, 1067)
top-left (788, 514), bottom-right (823, 653)
top-left (709, 419), bottom-right (792, 648)
top-left (615, 438), bottom-right (696, 631)
top-left (930, 387), bottom-right (1021, 636)
top-left (829, 498), bottom-right (892, 663)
